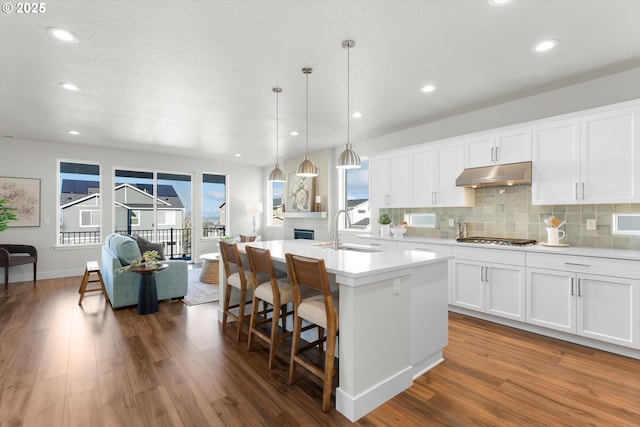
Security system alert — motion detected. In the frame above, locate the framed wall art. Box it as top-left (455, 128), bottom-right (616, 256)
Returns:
top-left (286, 173), bottom-right (315, 212)
top-left (0, 176), bottom-right (41, 227)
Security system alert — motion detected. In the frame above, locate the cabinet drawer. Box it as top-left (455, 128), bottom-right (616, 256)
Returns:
top-left (396, 241), bottom-right (451, 257)
top-left (526, 252), bottom-right (640, 279)
top-left (452, 246), bottom-right (525, 266)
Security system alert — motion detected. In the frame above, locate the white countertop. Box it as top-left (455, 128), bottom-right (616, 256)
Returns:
top-left (360, 234), bottom-right (640, 262)
top-left (237, 239), bottom-right (451, 282)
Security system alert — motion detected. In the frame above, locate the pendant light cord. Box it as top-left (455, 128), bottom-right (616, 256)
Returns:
top-left (305, 71), bottom-right (309, 156)
top-left (276, 89), bottom-right (279, 163)
top-left (347, 42), bottom-right (350, 146)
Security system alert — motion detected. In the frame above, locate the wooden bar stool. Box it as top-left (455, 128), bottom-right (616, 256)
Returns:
top-left (78, 261), bottom-right (108, 305)
top-left (246, 246), bottom-right (294, 369)
top-left (285, 253), bottom-right (339, 412)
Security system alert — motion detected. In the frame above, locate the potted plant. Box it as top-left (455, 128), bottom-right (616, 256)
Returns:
top-left (0, 198), bottom-right (18, 232)
top-left (378, 213), bottom-right (392, 237)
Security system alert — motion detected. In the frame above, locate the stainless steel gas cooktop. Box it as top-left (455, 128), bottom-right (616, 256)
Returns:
top-left (456, 237), bottom-right (537, 246)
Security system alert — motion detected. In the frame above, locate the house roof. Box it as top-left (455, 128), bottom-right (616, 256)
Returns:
top-left (60, 180), bottom-right (184, 209)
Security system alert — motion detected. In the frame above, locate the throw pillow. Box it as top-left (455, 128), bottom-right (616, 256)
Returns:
top-left (108, 234), bottom-right (142, 266)
top-left (133, 233), bottom-right (165, 260)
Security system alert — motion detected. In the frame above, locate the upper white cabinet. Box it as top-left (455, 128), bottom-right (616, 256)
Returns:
top-left (532, 104), bottom-right (640, 205)
top-left (370, 151), bottom-right (411, 208)
top-left (371, 141), bottom-right (473, 209)
top-left (435, 142), bottom-right (474, 207)
top-left (465, 127), bottom-right (531, 168)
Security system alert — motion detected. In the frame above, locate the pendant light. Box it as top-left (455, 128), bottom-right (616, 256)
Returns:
top-left (296, 67), bottom-right (318, 177)
top-left (268, 87), bottom-right (286, 182)
top-left (336, 40), bottom-right (361, 169)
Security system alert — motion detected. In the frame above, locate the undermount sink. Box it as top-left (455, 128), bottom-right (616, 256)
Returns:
top-left (337, 244), bottom-right (381, 253)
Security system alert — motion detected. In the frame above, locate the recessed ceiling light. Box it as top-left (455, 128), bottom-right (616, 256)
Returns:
top-left (59, 82), bottom-right (79, 91)
top-left (234, 153), bottom-right (241, 157)
top-left (421, 84), bottom-right (436, 93)
top-left (488, 0), bottom-right (512, 6)
top-left (290, 131), bottom-right (299, 136)
top-left (533, 39), bottom-right (559, 53)
top-left (47, 27), bottom-right (79, 43)
top-left (68, 130), bottom-right (79, 135)
top-left (351, 111), bottom-right (362, 118)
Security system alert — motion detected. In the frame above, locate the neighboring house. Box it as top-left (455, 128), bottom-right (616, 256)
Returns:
top-left (347, 198), bottom-right (369, 228)
top-left (60, 180), bottom-right (186, 245)
top-left (113, 183), bottom-right (185, 234)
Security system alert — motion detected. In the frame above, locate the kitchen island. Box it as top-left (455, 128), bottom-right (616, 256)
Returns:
top-left (220, 239), bottom-right (451, 422)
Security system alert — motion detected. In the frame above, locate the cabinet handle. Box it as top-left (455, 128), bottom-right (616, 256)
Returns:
top-left (413, 248), bottom-right (431, 252)
top-left (570, 277), bottom-right (574, 296)
top-left (575, 182), bottom-right (579, 200)
top-left (565, 262), bottom-right (590, 268)
top-left (385, 194), bottom-right (390, 206)
top-left (490, 147), bottom-right (495, 162)
top-left (484, 266), bottom-right (489, 282)
top-left (578, 278), bottom-right (582, 297)
top-left (581, 182), bottom-right (585, 200)
top-left (480, 266), bottom-right (484, 282)
top-left (495, 146), bottom-right (499, 162)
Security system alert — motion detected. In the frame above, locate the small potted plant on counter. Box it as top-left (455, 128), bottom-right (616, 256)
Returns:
top-left (378, 213), bottom-right (392, 236)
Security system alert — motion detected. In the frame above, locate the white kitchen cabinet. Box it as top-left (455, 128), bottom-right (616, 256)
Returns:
top-left (369, 151), bottom-right (411, 208)
top-left (526, 253), bottom-right (640, 349)
top-left (372, 142), bottom-right (473, 209)
top-left (532, 105), bottom-right (640, 205)
top-left (433, 142), bottom-right (474, 207)
top-left (465, 127), bottom-right (531, 168)
top-left (410, 147), bottom-right (435, 206)
top-left (451, 247), bottom-right (526, 321)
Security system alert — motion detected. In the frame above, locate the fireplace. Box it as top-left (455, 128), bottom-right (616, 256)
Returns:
top-left (293, 228), bottom-right (315, 240)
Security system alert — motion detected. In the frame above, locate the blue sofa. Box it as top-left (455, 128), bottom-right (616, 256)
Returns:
top-left (101, 234), bottom-right (188, 309)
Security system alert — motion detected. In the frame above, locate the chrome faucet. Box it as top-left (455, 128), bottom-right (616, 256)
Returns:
top-left (334, 209), bottom-right (351, 250)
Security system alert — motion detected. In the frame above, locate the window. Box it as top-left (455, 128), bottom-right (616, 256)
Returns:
top-left (80, 210), bottom-right (100, 227)
top-left (158, 210), bottom-right (176, 226)
top-left (115, 169), bottom-right (192, 260)
top-left (130, 210), bottom-right (140, 226)
top-left (269, 181), bottom-right (285, 227)
top-left (58, 161), bottom-right (101, 245)
top-left (342, 159), bottom-right (369, 230)
top-left (202, 173), bottom-right (226, 237)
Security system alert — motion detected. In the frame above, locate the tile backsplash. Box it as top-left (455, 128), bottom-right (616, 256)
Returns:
top-left (382, 185), bottom-right (640, 250)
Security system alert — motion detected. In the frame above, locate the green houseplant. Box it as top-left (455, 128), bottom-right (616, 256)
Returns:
top-left (0, 199), bottom-right (19, 232)
top-left (378, 213), bottom-right (392, 237)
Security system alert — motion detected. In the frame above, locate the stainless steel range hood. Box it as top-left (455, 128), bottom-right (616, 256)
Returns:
top-left (455, 161), bottom-right (532, 188)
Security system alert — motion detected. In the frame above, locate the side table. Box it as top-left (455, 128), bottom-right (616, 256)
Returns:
top-left (128, 263), bottom-right (169, 314)
top-left (199, 253), bottom-right (220, 284)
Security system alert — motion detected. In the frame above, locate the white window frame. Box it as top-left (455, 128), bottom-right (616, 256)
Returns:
top-left (268, 180), bottom-right (285, 228)
top-left (157, 210), bottom-right (176, 226)
top-left (339, 158), bottom-right (370, 232)
top-left (79, 209), bottom-right (100, 227)
top-left (130, 210), bottom-right (141, 226)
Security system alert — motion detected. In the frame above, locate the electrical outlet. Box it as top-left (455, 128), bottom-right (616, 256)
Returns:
top-left (393, 278), bottom-right (401, 295)
top-left (448, 218), bottom-right (454, 227)
top-left (586, 219), bottom-right (596, 230)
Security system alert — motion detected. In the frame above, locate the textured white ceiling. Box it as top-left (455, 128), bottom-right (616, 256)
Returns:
top-left (1, 0), bottom-right (640, 166)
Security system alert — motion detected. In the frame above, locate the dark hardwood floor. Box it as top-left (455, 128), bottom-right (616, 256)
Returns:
top-left (1, 276), bottom-right (639, 426)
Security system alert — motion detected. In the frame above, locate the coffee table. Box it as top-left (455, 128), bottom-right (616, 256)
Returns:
top-left (128, 263), bottom-right (169, 314)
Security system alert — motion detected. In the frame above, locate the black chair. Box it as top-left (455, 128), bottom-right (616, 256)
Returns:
top-left (0, 244), bottom-right (37, 289)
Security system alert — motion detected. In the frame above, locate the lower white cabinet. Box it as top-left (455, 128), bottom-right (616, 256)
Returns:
top-left (526, 267), bottom-right (640, 349)
top-left (451, 248), bottom-right (525, 321)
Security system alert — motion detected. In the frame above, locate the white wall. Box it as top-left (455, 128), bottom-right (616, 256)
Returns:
top-left (0, 137), bottom-right (263, 282)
